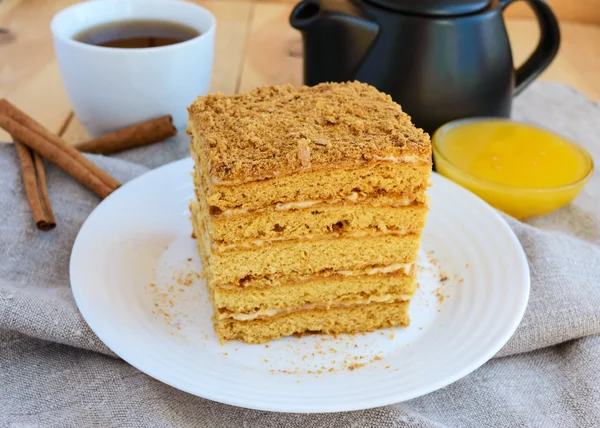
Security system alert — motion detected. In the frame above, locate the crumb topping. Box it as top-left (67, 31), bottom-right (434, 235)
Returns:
top-left (188, 81), bottom-right (431, 182)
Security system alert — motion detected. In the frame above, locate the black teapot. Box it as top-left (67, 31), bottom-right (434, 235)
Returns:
top-left (290, 0), bottom-right (560, 133)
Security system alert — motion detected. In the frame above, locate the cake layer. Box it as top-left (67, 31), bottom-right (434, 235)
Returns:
top-left (217, 296), bottom-right (411, 321)
top-left (213, 272), bottom-right (417, 313)
top-left (191, 140), bottom-right (429, 211)
top-left (205, 234), bottom-right (420, 285)
top-left (214, 262), bottom-right (413, 288)
top-left (195, 192), bottom-right (428, 244)
top-left (196, 230), bottom-right (421, 286)
top-left (215, 300), bottom-right (411, 344)
top-left (211, 231), bottom-right (419, 253)
top-left (188, 82), bottom-right (431, 185)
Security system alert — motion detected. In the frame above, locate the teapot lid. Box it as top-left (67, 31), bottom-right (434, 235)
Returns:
top-left (364, 0), bottom-right (490, 16)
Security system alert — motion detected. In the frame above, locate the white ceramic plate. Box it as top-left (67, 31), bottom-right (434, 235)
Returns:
top-left (70, 157), bottom-right (529, 413)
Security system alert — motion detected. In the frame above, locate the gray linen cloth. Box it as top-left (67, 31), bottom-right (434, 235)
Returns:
top-left (1, 82), bottom-right (599, 427)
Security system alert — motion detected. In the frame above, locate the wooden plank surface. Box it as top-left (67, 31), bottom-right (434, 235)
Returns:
top-left (223, 0), bottom-right (600, 25)
top-left (2, 0), bottom-right (600, 145)
top-left (215, 0), bottom-right (600, 25)
top-left (0, 0), bottom-right (79, 141)
top-left (507, 19), bottom-right (600, 101)
top-left (237, 2), bottom-right (302, 92)
top-left (504, 0), bottom-right (600, 25)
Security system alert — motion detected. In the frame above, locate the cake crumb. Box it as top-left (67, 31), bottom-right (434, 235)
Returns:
top-left (348, 363), bottom-right (365, 371)
top-left (435, 287), bottom-right (445, 304)
top-left (297, 140), bottom-right (311, 168)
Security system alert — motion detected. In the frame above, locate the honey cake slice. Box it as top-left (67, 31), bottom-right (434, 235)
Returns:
top-left (188, 81), bottom-right (431, 343)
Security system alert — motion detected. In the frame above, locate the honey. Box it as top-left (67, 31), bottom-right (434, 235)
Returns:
top-left (433, 119), bottom-right (593, 219)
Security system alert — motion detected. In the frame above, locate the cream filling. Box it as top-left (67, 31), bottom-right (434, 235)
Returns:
top-left (215, 262), bottom-right (414, 290)
top-left (218, 294), bottom-right (413, 321)
top-left (214, 192), bottom-right (415, 217)
top-left (372, 154), bottom-right (427, 164)
top-left (211, 229), bottom-right (413, 251)
top-left (275, 200), bottom-right (322, 210)
top-left (337, 262), bottom-right (413, 276)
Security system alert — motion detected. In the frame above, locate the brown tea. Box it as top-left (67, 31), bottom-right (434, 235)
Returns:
top-left (73, 20), bottom-right (200, 48)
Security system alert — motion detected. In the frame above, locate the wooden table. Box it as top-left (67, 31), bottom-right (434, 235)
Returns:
top-left (1, 0), bottom-right (600, 143)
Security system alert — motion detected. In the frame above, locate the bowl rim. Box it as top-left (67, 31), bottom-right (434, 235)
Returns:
top-left (432, 117), bottom-right (595, 193)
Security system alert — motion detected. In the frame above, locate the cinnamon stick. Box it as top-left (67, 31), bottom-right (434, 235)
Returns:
top-left (0, 114), bottom-right (114, 199)
top-left (0, 99), bottom-right (120, 192)
top-left (14, 140), bottom-right (56, 231)
top-left (33, 151), bottom-right (56, 228)
top-left (75, 115), bottom-right (176, 155)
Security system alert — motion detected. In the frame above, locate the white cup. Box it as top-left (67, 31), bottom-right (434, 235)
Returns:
top-left (51, 0), bottom-right (215, 137)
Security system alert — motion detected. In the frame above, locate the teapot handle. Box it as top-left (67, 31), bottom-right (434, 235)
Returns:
top-left (502, 0), bottom-right (560, 95)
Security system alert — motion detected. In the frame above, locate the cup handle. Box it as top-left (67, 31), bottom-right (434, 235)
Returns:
top-left (503, 0), bottom-right (561, 95)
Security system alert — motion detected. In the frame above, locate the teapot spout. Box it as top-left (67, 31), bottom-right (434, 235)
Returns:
top-left (290, 1), bottom-right (322, 30)
top-left (290, 0), bottom-right (379, 85)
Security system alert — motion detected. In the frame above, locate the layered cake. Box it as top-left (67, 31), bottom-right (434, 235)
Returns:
top-left (188, 82), bottom-right (431, 343)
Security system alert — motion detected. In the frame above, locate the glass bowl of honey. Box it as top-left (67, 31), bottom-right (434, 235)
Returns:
top-left (432, 118), bottom-right (594, 220)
